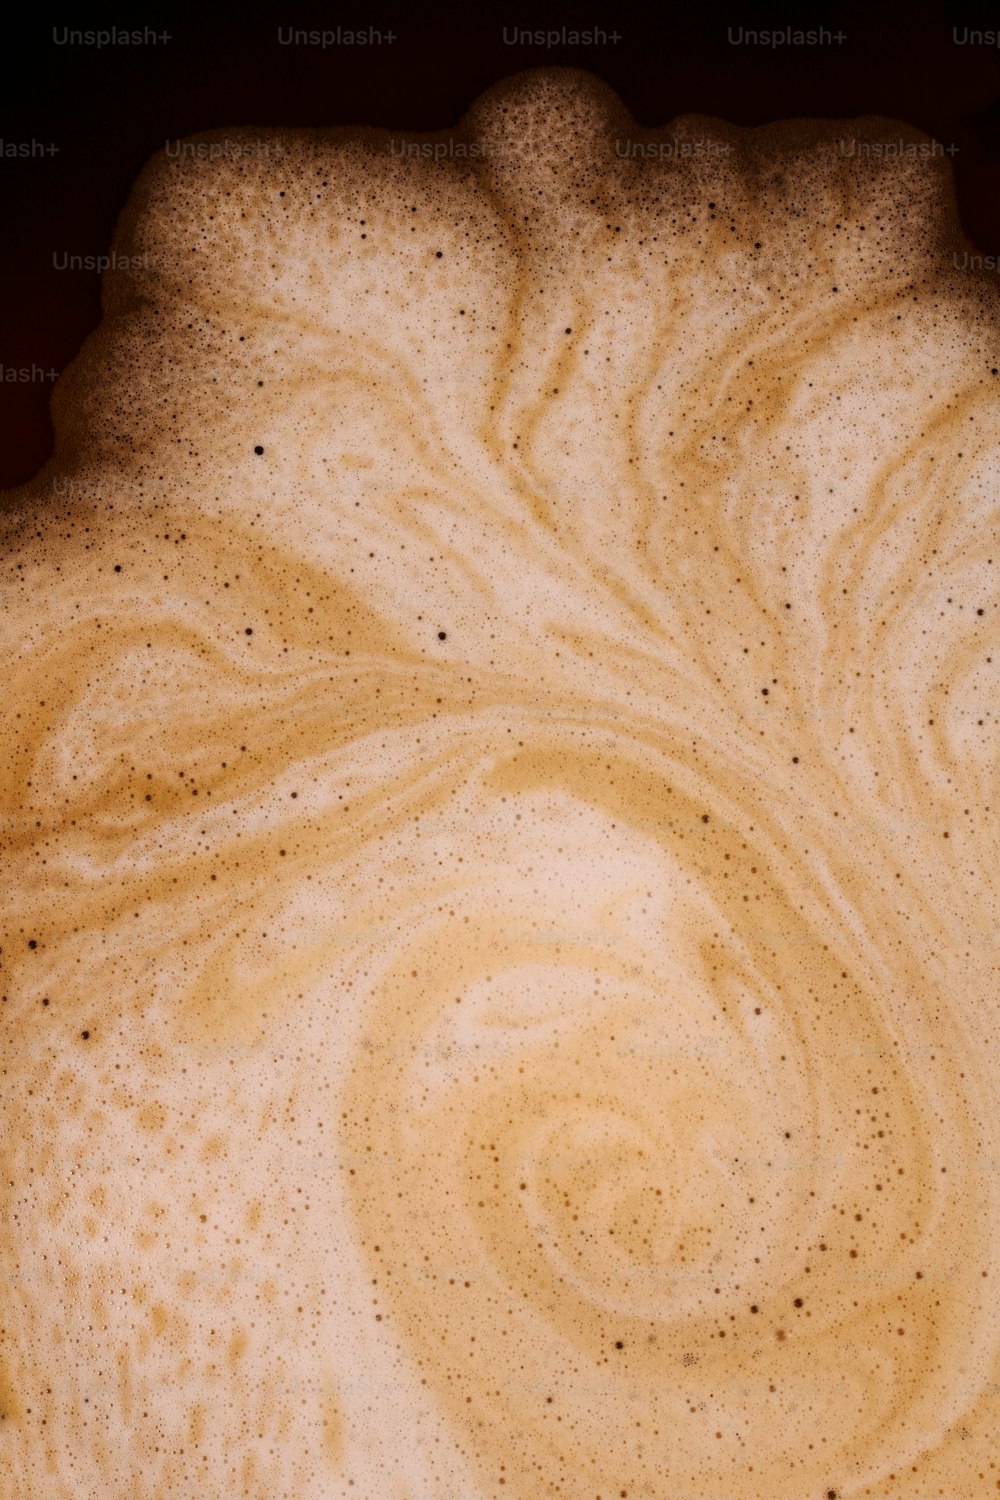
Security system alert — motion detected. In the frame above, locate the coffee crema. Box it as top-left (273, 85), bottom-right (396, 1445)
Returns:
top-left (1, 68), bottom-right (999, 1500)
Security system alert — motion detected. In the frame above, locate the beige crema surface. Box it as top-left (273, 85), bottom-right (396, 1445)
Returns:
top-left (1, 68), bottom-right (999, 1500)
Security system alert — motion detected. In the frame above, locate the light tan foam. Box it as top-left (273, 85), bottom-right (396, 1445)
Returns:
top-left (2, 67), bottom-right (1000, 1499)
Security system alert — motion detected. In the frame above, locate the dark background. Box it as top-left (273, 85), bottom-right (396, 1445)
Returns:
top-left (4, 0), bottom-right (1000, 488)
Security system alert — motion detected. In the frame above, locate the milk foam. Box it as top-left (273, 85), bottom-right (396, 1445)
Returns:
top-left (1, 68), bottom-right (999, 1500)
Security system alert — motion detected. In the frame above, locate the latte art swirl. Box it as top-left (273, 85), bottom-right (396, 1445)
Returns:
top-left (1, 69), bottom-right (999, 1500)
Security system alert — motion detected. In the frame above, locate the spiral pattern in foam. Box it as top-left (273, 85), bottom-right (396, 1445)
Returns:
top-left (2, 67), bottom-right (1000, 1500)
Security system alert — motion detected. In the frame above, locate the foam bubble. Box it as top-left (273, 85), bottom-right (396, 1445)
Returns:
top-left (2, 67), bottom-right (999, 1499)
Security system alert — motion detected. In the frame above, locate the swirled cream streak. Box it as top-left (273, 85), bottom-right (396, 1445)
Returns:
top-left (2, 68), bottom-right (1000, 1500)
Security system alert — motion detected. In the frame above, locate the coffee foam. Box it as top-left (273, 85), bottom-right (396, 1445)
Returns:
top-left (2, 67), bottom-right (1000, 1499)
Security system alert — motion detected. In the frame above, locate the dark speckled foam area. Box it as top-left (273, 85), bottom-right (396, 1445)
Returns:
top-left (2, 67), bottom-right (1000, 1500)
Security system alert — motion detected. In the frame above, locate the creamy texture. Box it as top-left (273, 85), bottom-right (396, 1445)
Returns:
top-left (2, 68), bottom-right (1000, 1500)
